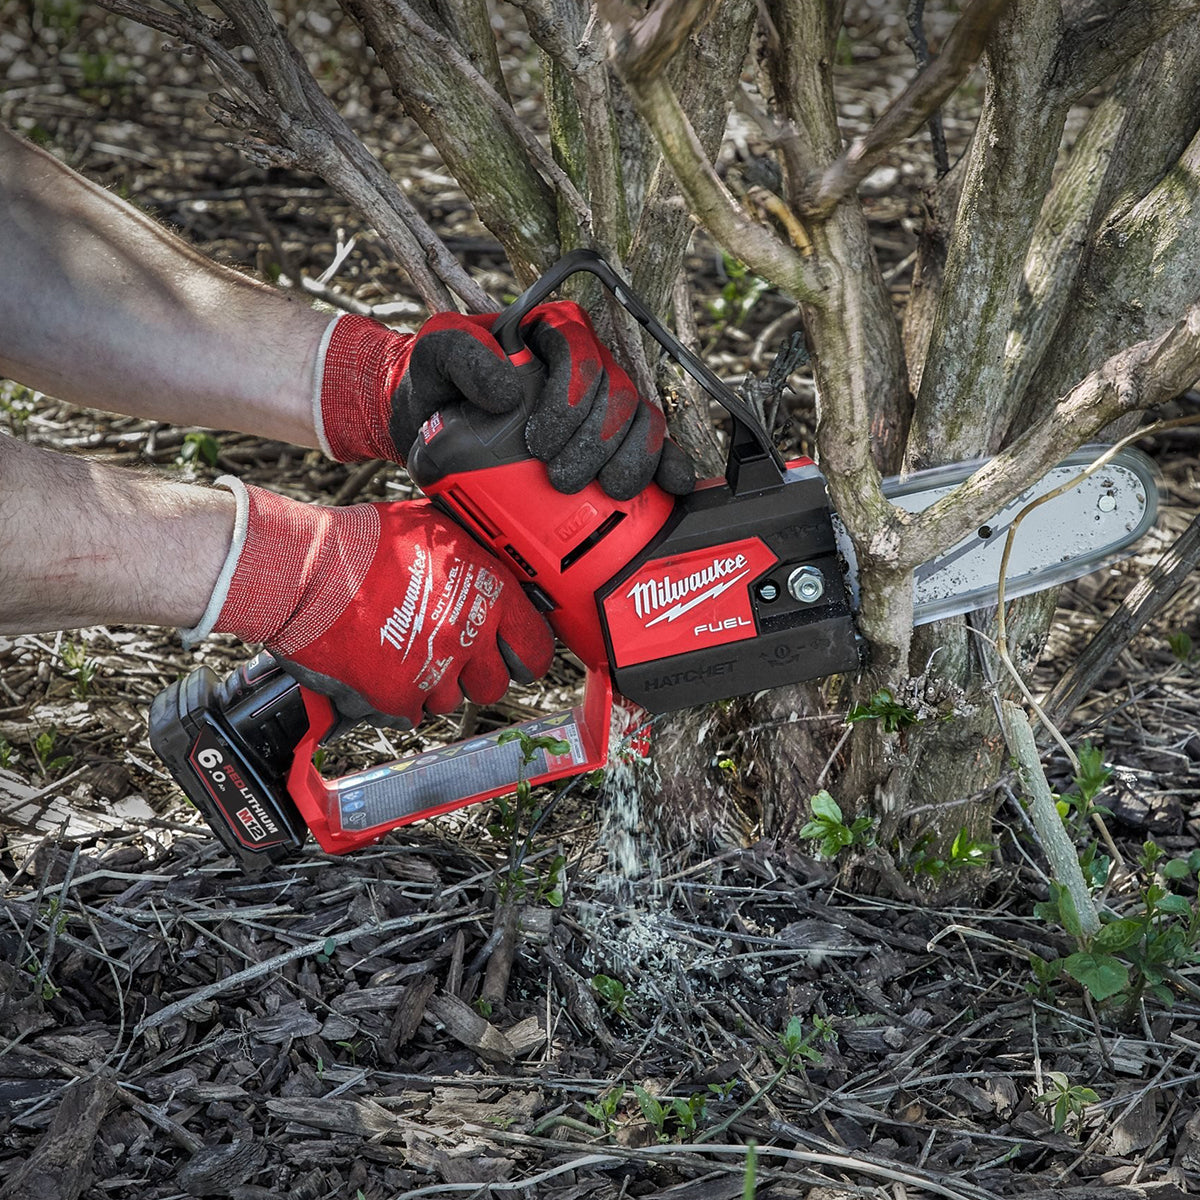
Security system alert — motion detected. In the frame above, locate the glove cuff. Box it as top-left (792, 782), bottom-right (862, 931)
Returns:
top-left (316, 313), bottom-right (414, 463)
top-left (185, 478), bottom-right (381, 654)
top-left (179, 475), bottom-right (249, 649)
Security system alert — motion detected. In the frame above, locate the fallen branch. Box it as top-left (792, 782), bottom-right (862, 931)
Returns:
top-left (1044, 509), bottom-right (1200, 725)
top-left (998, 699), bottom-right (1100, 938)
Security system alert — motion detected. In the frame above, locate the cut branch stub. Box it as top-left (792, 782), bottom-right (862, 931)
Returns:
top-left (602, 0), bottom-right (714, 83)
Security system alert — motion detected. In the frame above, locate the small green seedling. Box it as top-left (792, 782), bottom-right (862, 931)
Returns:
top-left (0, 738), bottom-right (16, 769)
top-left (1055, 741), bottom-right (1112, 828)
top-left (491, 729), bottom-right (572, 903)
top-left (706, 254), bottom-right (771, 338)
top-left (846, 687), bottom-right (921, 733)
top-left (1035, 1072), bottom-right (1098, 1135)
top-left (629, 1084), bottom-right (710, 1142)
top-left (176, 430), bottom-right (221, 469)
top-left (776, 1014), bottom-right (833, 1068)
top-left (1168, 631), bottom-right (1195, 664)
top-left (591, 973), bottom-right (629, 1017)
top-left (60, 640), bottom-right (99, 698)
top-left (911, 826), bottom-right (995, 879)
top-left (799, 790), bottom-right (873, 860)
top-left (32, 730), bottom-right (71, 778)
top-left (583, 1085), bottom-right (621, 1132)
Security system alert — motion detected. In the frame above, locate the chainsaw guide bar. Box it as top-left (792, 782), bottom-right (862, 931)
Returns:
top-left (833, 447), bottom-right (1160, 626)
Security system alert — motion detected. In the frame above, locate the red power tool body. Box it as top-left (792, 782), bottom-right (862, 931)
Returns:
top-left (150, 251), bottom-right (861, 863)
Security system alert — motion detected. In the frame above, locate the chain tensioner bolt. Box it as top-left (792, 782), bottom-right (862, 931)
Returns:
top-left (788, 565), bottom-right (825, 604)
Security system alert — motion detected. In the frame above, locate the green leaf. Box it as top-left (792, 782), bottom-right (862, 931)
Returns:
top-left (1155, 893), bottom-right (1193, 916)
top-left (1063, 951), bottom-right (1130, 1001)
top-left (1082, 851), bottom-right (1112, 889)
top-left (1150, 983), bottom-right (1175, 1006)
top-left (782, 1015), bottom-right (804, 1049)
top-left (1073, 742), bottom-right (1112, 802)
top-left (1141, 841), bottom-right (1165, 872)
top-left (1168, 631), bottom-right (1194, 662)
top-left (1163, 858), bottom-right (1191, 880)
top-left (1029, 954), bottom-right (1062, 986)
top-left (1056, 885), bottom-right (1086, 940)
top-left (808, 791), bottom-right (842, 824)
top-left (1093, 918), bottom-right (1143, 953)
top-left (633, 1084), bottom-right (664, 1130)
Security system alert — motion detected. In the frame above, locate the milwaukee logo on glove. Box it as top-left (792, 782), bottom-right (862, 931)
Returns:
top-left (380, 545), bottom-right (430, 657)
top-left (379, 549), bottom-right (506, 691)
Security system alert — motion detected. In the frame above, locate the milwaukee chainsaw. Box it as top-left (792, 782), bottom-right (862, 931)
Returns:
top-left (149, 250), bottom-right (1159, 864)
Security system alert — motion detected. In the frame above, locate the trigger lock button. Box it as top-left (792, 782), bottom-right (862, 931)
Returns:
top-left (522, 583), bottom-right (558, 614)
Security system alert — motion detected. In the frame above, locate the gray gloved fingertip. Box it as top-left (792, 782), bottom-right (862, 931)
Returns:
top-left (656, 442), bottom-right (697, 495)
top-left (546, 458), bottom-right (596, 495)
top-left (498, 637), bottom-right (536, 685)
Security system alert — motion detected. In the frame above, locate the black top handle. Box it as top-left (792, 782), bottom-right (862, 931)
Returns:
top-left (491, 249), bottom-right (789, 495)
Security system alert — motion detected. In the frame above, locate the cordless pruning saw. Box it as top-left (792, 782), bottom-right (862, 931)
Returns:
top-left (150, 250), bottom-right (1160, 865)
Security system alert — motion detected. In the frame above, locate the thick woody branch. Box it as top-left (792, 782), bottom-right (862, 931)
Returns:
top-left (807, 0), bottom-right (1012, 215)
top-left (1055, 0), bottom-right (1200, 100)
top-left (903, 305), bottom-right (1200, 567)
top-left (611, 66), bottom-right (821, 304)
top-left (906, 0), bottom-right (1066, 469)
top-left (382, 0), bottom-right (592, 234)
top-left (603, 0), bottom-right (713, 84)
top-left (340, 0), bottom-right (558, 281)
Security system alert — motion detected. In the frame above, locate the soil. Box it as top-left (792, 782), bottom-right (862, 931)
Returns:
top-left (2, 2), bottom-right (1200, 1198)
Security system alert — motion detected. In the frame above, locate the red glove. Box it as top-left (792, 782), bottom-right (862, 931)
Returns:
top-left (315, 305), bottom-right (695, 500)
top-left (184, 480), bottom-right (555, 729)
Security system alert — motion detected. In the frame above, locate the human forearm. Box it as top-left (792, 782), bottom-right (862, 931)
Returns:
top-left (0, 128), bottom-right (329, 446)
top-left (0, 433), bottom-right (234, 633)
top-left (0, 432), bottom-right (555, 727)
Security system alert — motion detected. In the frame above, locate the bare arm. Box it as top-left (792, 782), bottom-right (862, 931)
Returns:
top-left (0, 127), bottom-right (330, 446)
top-left (0, 433), bottom-right (233, 633)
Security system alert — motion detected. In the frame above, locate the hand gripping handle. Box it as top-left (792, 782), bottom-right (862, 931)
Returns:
top-left (491, 249), bottom-right (787, 493)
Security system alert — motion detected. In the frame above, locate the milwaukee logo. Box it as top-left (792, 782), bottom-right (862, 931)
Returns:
top-left (380, 545), bottom-right (429, 656)
top-left (627, 554), bottom-right (751, 626)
